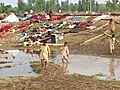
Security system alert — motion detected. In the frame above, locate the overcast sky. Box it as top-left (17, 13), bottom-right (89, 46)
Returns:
top-left (0, 0), bottom-right (109, 7)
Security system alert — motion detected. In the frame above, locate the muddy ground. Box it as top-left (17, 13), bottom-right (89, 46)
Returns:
top-left (0, 62), bottom-right (120, 90)
top-left (0, 17), bottom-right (120, 89)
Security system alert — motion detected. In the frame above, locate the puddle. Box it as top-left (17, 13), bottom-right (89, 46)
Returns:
top-left (52, 54), bottom-right (120, 80)
top-left (0, 49), bottom-right (40, 78)
top-left (0, 49), bottom-right (120, 80)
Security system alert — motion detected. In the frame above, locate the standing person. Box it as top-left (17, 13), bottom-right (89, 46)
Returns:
top-left (109, 34), bottom-right (119, 54)
top-left (60, 42), bottom-right (69, 63)
top-left (109, 18), bottom-right (116, 35)
top-left (45, 13), bottom-right (50, 21)
top-left (103, 18), bottom-right (120, 35)
top-left (104, 33), bottom-right (119, 54)
top-left (49, 10), bottom-right (53, 21)
top-left (39, 42), bottom-right (51, 69)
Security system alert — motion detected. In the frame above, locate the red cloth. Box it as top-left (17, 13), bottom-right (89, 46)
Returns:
top-left (40, 37), bottom-right (50, 43)
top-left (0, 24), bottom-right (12, 32)
top-left (81, 22), bottom-right (88, 29)
top-left (63, 31), bottom-right (71, 34)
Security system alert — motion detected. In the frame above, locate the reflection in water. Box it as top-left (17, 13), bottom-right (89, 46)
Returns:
top-left (22, 48), bottom-right (57, 59)
top-left (7, 50), bottom-right (20, 59)
top-left (20, 48), bottom-right (40, 57)
top-left (0, 51), bottom-right (120, 80)
top-left (21, 48), bottom-right (58, 59)
top-left (0, 49), bottom-right (40, 78)
top-left (109, 58), bottom-right (116, 79)
top-left (62, 63), bottom-right (69, 74)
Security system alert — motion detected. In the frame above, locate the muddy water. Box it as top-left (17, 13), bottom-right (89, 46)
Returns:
top-left (0, 50), bottom-right (120, 80)
top-left (51, 54), bottom-right (120, 80)
top-left (0, 50), bottom-right (40, 78)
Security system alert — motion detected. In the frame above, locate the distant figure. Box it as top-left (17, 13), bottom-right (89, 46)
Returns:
top-left (104, 33), bottom-right (119, 54)
top-left (60, 42), bottom-right (69, 63)
top-left (45, 13), bottom-right (50, 21)
top-left (39, 42), bottom-right (51, 69)
top-left (11, 54), bottom-right (15, 59)
top-left (0, 50), bottom-right (8, 59)
top-left (49, 10), bottom-right (53, 21)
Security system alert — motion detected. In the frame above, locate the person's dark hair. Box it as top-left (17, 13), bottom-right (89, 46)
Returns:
top-left (112, 34), bottom-right (115, 38)
top-left (110, 18), bottom-right (113, 21)
top-left (43, 42), bottom-right (47, 46)
top-left (64, 42), bottom-right (67, 45)
top-left (12, 56), bottom-right (15, 59)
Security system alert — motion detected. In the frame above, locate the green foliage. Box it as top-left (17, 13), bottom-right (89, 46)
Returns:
top-left (17, 0), bottom-right (27, 14)
top-left (0, 0), bottom-right (120, 14)
top-left (106, 0), bottom-right (119, 11)
top-left (0, 3), bottom-right (14, 14)
top-left (78, 0), bottom-right (82, 12)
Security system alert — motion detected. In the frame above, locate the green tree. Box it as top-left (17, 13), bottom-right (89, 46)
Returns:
top-left (106, 0), bottom-right (112, 11)
top-left (17, 0), bottom-right (26, 14)
top-left (50, 0), bottom-right (56, 12)
top-left (55, 0), bottom-right (61, 12)
top-left (106, 0), bottom-right (119, 11)
top-left (66, 0), bottom-right (70, 12)
top-left (112, 0), bottom-right (119, 11)
top-left (45, 0), bottom-right (51, 13)
top-left (26, 0), bottom-right (35, 12)
top-left (69, 3), bottom-right (74, 12)
top-left (61, 0), bottom-right (70, 12)
top-left (0, 3), bottom-right (5, 13)
top-left (95, 1), bottom-right (99, 12)
top-left (35, 0), bottom-right (45, 13)
top-left (81, 0), bottom-right (89, 12)
top-left (74, 3), bottom-right (78, 12)
top-left (91, 0), bottom-right (96, 12)
top-left (0, 3), bottom-right (14, 14)
top-left (78, 0), bottom-right (83, 12)
top-left (3, 5), bottom-right (13, 14)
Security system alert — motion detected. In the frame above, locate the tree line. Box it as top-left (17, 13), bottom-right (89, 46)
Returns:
top-left (0, 0), bottom-right (120, 15)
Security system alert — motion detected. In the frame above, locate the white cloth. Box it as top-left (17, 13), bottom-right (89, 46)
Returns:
top-left (40, 45), bottom-right (50, 61)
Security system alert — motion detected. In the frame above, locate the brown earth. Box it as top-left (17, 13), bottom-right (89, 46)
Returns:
top-left (0, 18), bottom-right (120, 90)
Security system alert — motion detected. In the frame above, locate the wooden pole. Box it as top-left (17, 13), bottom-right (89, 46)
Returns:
top-left (80, 30), bottom-right (109, 45)
top-left (80, 34), bottom-right (104, 45)
top-left (91, 22), bottom-right (109, 33)
top-left (38, 43), bottom-right (64, 46)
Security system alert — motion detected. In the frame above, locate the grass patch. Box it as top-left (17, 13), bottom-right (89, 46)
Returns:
top-left (0, 61), bottom-right (13, 64)
top-left (95, 72), bottom-right (106, 76)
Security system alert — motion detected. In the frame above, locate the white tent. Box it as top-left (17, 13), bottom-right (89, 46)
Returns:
top-left (2, 13), bottom-right (19, 23)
